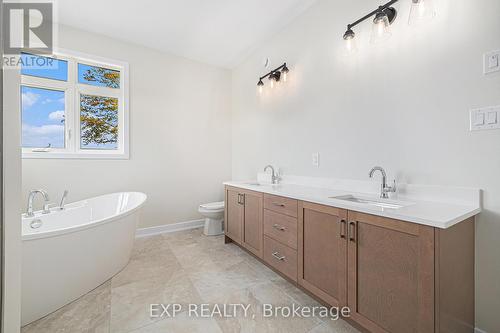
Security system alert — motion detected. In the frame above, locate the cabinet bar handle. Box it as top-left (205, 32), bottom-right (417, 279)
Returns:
top-left (340, 219), bottom-right (347, 239)
top-left (273, 224), bottom-right (286, 231)
top-left (272, 202), bottom-right (286, 207)
top-left (272, 252), bottom-right (286, 261)
top-left (349, 221), bottom-right (356, 242)
top-left (237, 193), bottom-right (245, 205)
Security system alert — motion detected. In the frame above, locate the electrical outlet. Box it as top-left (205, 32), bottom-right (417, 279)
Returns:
top-left (484, 50), bottom-right (500, 74)
top-left (312, 153), bottom-right (320, 167)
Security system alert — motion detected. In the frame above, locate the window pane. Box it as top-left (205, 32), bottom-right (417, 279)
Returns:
top-left (22, 86), bottom-right (66, 148)
top-left (21, 53), bottom-right (68, 81)
top-left (80, 94), bottom-right (119, 150)
top-left (78, 64), bottom-right (120, 88)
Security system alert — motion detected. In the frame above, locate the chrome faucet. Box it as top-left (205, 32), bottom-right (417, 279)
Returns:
top-left (264, 165), bottom-right (280, 184)
top-left (369, 166), bottom-right (396, 199)
top-left (26, 189), bottom-right (51, 217)
top-left (58, 190), bottom-right (69, 210)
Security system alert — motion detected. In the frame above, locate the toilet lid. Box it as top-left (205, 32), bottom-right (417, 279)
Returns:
top-left (200, 201), bottom-right (225, 210)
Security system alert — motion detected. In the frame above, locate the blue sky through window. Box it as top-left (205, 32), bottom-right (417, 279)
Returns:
top-left (22, 86), bottom-right (65, 148)
top-left (21, 53), bottom-right (68, 81)
top-left (81, 140), bottom-right (118, 150)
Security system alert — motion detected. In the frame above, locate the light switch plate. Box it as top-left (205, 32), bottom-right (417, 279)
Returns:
top-left (473, 112), bottom-right (485, 126)
top-left (486, 111), bottom-right (497, 125)
top-left (484, 50), bottom-right (500, 74)
top-left (470, 106), bottom-right (500, 131)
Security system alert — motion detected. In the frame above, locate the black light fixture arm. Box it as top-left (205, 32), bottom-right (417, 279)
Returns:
top-left (259, 63), bottom-right (287, 81)
top-left (346, 0), bottom-right (399, 30)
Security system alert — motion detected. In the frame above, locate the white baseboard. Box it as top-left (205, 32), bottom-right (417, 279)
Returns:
top-left (475, 328), bottom-right (488, 333)
top-left (136, 219), bottom-right (205, 238)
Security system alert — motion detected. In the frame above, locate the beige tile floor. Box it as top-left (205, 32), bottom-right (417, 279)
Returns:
top-left (22, 228), bottom-right (360, 333)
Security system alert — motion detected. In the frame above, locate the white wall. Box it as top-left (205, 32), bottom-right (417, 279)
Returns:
top-left (231, 0), bottom-right (500, 332)
top-left (3, 62), bottom-right (22, 332)
top-left (22, 25), bottom-right (232, 228)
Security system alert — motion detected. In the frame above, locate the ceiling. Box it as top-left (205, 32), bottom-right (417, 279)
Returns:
top-left (56, 0), bottom-right (318, 69)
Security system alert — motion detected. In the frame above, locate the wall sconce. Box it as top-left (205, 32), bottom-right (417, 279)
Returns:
top-left (257, 63), bottom-right (289, 95)
top-left (408, 0), bottom-right (436, 25)
top-left (371, 7), bottom-right (397, 44)
top-left (343, 0), bottom-right (435, 52)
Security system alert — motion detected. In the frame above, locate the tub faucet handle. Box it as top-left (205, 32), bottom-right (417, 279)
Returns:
top-left (59, 190), bottom-right (69, 210)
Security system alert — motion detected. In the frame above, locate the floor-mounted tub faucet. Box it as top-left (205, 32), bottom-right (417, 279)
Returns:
top-left (26, 190), bottom-right (51, 217)
top-left (369, 166), bottom-right (396, 199)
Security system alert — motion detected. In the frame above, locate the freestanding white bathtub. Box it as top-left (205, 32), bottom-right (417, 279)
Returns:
top-left (21, 192), bottom-right (147, 326)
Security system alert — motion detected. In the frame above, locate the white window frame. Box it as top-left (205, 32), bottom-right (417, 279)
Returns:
top-left (21, 49), bottom-right (129, 159)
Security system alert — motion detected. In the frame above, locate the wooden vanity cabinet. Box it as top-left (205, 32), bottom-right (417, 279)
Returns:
top-left (344, 211), bottom-right (474, 333)
top-left (225, 187), bottom-right (243, 244)
top-left (298, 201), bottom-right (348, 307)
top-left (224, 186), bottom-right (475, 333)
top-left (346, 211), bottom-right (435, 333)
top-left (224, 186), bottom-right (263, 258)
top-left (296, 203), bottom-right (474, 333)
top-left (262, 194), bottom-right (299, 281)
top-left (242, 190), bottom-right (264, 257)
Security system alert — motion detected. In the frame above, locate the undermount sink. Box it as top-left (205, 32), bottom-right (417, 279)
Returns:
top-left (243, 182), bottom-right (278, 187)
top-left (332, 195), bottom-right (411, 209)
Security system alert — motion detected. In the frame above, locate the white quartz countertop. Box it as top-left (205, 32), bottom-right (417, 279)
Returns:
top-left (224, 180), bottom-right (481, 229)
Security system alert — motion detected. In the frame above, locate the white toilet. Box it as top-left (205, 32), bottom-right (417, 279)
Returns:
top-left (198, 201), bottom-right (225, 236)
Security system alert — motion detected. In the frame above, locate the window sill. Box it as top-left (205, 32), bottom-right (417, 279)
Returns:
top-left (22, 151), bottom-right (129, 160)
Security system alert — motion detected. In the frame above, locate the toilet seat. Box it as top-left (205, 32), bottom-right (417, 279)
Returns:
top-left (199, 201), bottom-right (224, 211)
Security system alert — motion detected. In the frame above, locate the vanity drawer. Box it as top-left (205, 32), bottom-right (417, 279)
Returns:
top-left (264, 235), bottom-right (297, 282)
top-left (264, 209), bottom-right (297, 249)
top-left (264, 194), bottom-right (298, 218)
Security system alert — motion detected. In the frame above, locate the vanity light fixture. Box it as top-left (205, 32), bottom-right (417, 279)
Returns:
top-left (281, 64), bottom-right (290, 82)
top-left (269, 71), bottom-right (281, 89)
top-left (408, 0), bottom-right (436, 25)
top-left (256, 63), bottom-right (289, 95)
top-left (257, 79), bottom-right (264, 95)
top-left (343, 28), bottom-right (357, 54)
top-left (371, 8), bottom-right (396, 44)
top-left (343, 0), bottom-right (435, 51)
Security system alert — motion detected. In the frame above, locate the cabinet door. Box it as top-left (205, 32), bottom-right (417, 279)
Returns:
top-left (242, 191), bottom-right (263, 258)
top-left (347, 211), bottom-right (434, 333)
top-left (225, 187), bottom-right (243, 244)
top-left (298, 201), bottom-right (348, 307)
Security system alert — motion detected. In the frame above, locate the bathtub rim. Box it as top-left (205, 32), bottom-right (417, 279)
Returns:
top-left (22, 192), bottom-right (147, 242)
